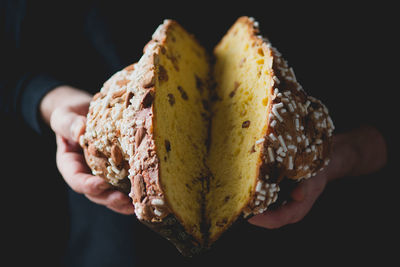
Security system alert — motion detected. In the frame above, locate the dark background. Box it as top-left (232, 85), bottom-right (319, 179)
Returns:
top-left (1, 1), bottom-right (398, 266)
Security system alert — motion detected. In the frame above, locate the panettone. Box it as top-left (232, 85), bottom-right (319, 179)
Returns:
top-left (80, 17), bottom-right (334, 256)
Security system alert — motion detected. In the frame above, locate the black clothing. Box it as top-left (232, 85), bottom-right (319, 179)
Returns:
top-left (1, 1), bottom-right (397, 266)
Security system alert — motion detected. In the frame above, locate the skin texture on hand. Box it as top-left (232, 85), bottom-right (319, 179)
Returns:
top-left (248, 126), bottom-right (387, 229)
top-left (40, 86), bottom-right (134, 215)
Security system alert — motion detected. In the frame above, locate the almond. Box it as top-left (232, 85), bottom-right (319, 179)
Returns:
top-left (141, 71), bottom-right (155, 88)
top-left (112, 89), bottom-right (125, 99)
top-left (125, 91), bottom-right (134, 108)
top-left (111, 144), bottom-right (123, 166)
top-left (133, 174), bottom-right (146, 202)
top-left (135, 127), bottom-right (146, 148)
top-left (92, 92), bottom-right (103, 101)
top-left (88, 143), bottom-right (101, 157)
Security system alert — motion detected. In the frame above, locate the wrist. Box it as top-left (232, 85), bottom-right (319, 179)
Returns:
top-left (325, 134), bottom-right (357, 182)
top-left (325, 126), bottom-right (387, 182)
top-left (40, 86), bottom-right (92, 125)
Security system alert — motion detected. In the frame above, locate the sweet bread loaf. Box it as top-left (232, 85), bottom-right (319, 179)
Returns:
top-left (80, 17), bottom-right (334, 256)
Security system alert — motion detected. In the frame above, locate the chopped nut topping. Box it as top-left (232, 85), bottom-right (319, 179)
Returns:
top-left (111, 144), bottom-right (123, 166)
top-left (133, 174), bottom-right (146, 202)
top-left (116, 78), bottom-right (130, 87)
top-left (135, 127), bottom-right (146, 148)
top-left (125, 91), bottom-right (133, 108)
top-left (141, 90), bottom-right (154, 108)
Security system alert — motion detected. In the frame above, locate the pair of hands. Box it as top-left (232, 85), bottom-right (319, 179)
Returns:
top-left (41, 86), bottom-right (387, 229)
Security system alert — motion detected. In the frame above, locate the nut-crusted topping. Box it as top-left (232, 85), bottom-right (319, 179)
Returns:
top-left (111, 144), bottom-right (123, 167)
top-left (125, 91), bottom-right (134, 108)
top-left (140, 90), bottom-right (154, 108)
top-left (92, 92), bottom-right (103, 101)
top-left (135, 127), bottom-right (146, 149)
top-left (116, 78), bottom-right (130, 88)
top-left (133, 174), bottom-right (146, 202)
top-left (88, 143), bottom-right (101, 157)
top-left (141, 71), bottom-right (156, 88)
top-left (245, 18), bottom-right (334, 214)
top-left (81, 27), bottom-right (169, 221)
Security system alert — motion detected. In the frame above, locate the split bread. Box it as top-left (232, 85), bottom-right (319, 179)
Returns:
top-left (80, 16), bottom-right (334, 256)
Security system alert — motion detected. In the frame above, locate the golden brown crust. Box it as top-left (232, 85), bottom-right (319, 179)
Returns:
top-left (81, 17), bottom-right (334, 255)
top-left (81, 19), bottom-right (204, 257)
top-left (231, 17), bottom-right (334, 217)
top-left (207, 17), bottom-right (334, 244)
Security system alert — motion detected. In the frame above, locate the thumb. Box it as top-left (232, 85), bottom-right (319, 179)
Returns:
top-left (50, 107), bottom-right (86, 143)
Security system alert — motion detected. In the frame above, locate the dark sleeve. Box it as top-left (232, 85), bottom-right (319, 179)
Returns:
top-left (0, 1), bottom-right (70, 134)
top-left (1, 73), bottom-right (66, 134)
top-left (0, 1), bottom-right (119, 134)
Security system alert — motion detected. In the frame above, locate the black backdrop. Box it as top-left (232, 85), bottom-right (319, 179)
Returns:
top-left (1, 1), bottom-right (398, 266)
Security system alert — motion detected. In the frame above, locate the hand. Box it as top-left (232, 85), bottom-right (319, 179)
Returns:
top-left (248, 126), bottom-right (387, 229)
top-left (248, 170), bottom-right (328, 229)
top-left (41, 86), bottom-right (134, 215)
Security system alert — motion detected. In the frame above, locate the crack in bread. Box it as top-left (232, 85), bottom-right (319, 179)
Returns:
top-left (80, 17), bottom-right (334, 256)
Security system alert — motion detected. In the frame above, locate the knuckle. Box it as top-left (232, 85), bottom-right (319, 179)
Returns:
top-left (109, 193), bottom-right (124, 206)
top-left (83, 177), bottom-right (100, 195)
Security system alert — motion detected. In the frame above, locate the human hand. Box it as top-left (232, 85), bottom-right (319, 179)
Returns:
top-left (248, 126), bottom-right (387, 229)
top-left (248, 170), bottom-right (328, 229)
top-left (41, 86), bottom-right (134, 215)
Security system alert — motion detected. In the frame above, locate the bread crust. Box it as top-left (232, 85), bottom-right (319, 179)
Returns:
top-left (80, 20), bottom-right (205, 256)
top-left (243, 16), bottom-right (334, 216)
top-left (81, 17), bottom-right (334, 255)
top-left (208, 17), bottom-right (334, 244)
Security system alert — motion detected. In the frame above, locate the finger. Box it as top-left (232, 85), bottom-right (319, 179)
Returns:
top-left (248, 176), bottom-right (326, 229)
top-left (56, 135), bottom-right (111, 195)
top-left (86, 190), bottom-right (134, 215)
top-left (290, 181), bottom-right (307, 202)
top-left (248, 200), bottom-right (306, 229)
top-left (51, 107), bottom-right (86, 143)
top-left (107, 204), bottom-right (135, 215)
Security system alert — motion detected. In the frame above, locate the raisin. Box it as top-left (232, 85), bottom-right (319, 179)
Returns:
top-left (165, 140), bottom-right (171, 152)
top-left (177, 86), bottom-right (188, 100)
top-left (195, 75), bottom-right (203, 93)
top-left (158, 65), bottom-right (168, 82)
top-left (229, 81), bottom-right (240, 98)
top-left (167, 93), bottom-right (175, 106)
top-left (242, 120), bottom-right (251, 128)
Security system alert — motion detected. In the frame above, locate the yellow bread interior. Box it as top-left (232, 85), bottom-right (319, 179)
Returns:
top-left (153, 22), bottom-right (210, 242)
top-left (206, 20), bottom-right (273, 242)
top-left (153, 19), bottom-right (275, 245)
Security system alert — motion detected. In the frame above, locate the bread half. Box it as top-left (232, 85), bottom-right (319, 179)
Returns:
top-left (80, 17), bottom-right (334, 256)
